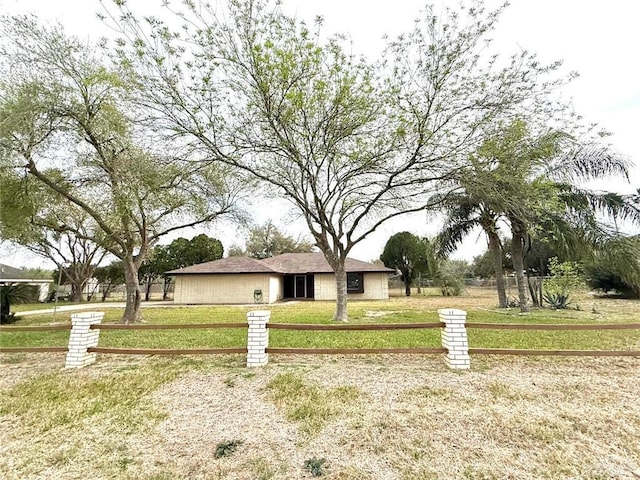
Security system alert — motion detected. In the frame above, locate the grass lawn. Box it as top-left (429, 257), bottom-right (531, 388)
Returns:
top-left (2, 288), bottom-right (639, 352)
top-left (1, 288), bottom-right (639, 479)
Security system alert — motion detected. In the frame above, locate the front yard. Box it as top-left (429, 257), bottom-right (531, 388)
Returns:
top-left (1, 289), bottom-right (639, 479)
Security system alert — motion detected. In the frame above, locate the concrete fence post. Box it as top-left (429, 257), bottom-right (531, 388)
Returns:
top-left (247, 310), bottom-right (270, 367)
top-left (438, 308), bottom-right (470, 370)
top-left (65, 312), bottom-right (104, 369)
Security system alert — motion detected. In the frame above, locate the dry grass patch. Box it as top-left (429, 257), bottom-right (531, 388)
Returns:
top-left (266, 371), bottom-right (361, 436)
top-left (2, 352), bottom-right (640, 479)
top-left (118, 356), bottom-right (639, 479)
top-left (0, 356), bottom-right (214, 480)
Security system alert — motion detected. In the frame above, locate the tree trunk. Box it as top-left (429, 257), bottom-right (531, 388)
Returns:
top-left (101, 283), bottom-right (112, 302)
top-left (527, 274), bottom-right (540, 307)
top-left (87, 280), bottom-right (100, 302)
top-left (333, 265), bottom-right (348, 322)
top-left (71, 280), bottom-right (87, 303)
top-left (144, 280), bottom-right (152, 301)
top-left (122, 257), bottom-right (142, 323)
top-left (487, 230), bottom-right (507, 308)
top-left (403, 272), bottom-right (412, 297)
top-left (162, 277), bottom-right (172, 301)
top-left (0, 295), bottom-right (10, 323)
top-left (510, 220), bottom-right (529, 313)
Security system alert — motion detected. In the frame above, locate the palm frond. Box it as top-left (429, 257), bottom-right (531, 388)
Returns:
top-left (437, 218), bottom-right (481, 255)
top-left (557, 185), bottom-right (640, 226)
top-left (552, 144), bottom-right (630, 182)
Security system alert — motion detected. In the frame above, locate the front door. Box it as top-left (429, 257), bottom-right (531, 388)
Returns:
top-left (294, 275), bottom-right (306, 298)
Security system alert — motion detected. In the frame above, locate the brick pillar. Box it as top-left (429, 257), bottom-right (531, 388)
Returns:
top-left (438, 308), bottom-right (470, 370)
top-left (65, 312), bottom-right (104, 369)
top-left (247, 310), bottom-right (270, 367)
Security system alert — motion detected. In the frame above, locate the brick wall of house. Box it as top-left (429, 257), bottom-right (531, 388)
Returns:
top-left (269, 275), bottom-right (283, 303)
top-left (313, 272), bottom-right (389, 301)
top-left (173, 274), bottom-right (281, 304)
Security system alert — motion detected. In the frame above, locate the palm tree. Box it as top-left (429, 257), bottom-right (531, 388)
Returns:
top-left (439, 196), bottom-right (508, 307)
top-left (481, 123), bottom-right (631, 312)
top-left (441, 120), bottom-right (633, 312)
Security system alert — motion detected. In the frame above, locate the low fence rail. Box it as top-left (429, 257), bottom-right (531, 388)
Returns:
top-left (267, 322), bottom-right (444, 330)
top-left (265, 321), bottom-right (446, 356)
top-left (0, 324), bottom-right (72, 353)
top-left (468, 348), bottom-right (640, 357)
top-left (88, 347), bottom-right (247, 355)
top-left (466, 323), bottom-right (640, 330)
top-left (1, 309), bottom-right (638, 369)
top-left (90, 323), bottom-right (247, 330)
top-left (464, 321), bottom-right (640, 358)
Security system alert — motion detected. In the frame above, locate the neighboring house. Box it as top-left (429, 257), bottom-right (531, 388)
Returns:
top-left (0, 263), bottom-right (53, 302)
top-left (167, 252), bottom-right (394, 304)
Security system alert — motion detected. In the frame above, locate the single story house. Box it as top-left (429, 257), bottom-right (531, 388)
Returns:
top-left (0, 263), bottom-right (53, 302)
top-left (167, 252), bottom-right (394, 304)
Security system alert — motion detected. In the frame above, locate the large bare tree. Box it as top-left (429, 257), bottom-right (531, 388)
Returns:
top-left (105, 0), bottom-right (570, 320)
top-left (0, 16), bottom-right (242, 322)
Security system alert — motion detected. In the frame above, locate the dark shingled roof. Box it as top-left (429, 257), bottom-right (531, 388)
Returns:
top-left (0, 264), bottom-right (53, 283)
top-left (166, 256), bottom-right (282, 275)
top-left (167, 253), bottom-right (393, 275)
top-left (0, 263), bottom-right (31, 280)
top-left (261, 253), bottom-right (393, 274)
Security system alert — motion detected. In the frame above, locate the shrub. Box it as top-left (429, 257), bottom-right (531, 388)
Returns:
top-left (0, 284), bottom-right (34, 324)
top-left (543, 258), bottom-right (584, 309)
top-left (585, 264), bottom-right (640, 299)
top-left (435, 260), bottom-right (467, 296)
top-left (214, 440), bottom-right (243, 458)
top-left (304, 457), bottom-right (327, 477)
top-left (542, 292), bottom-right (571, 309)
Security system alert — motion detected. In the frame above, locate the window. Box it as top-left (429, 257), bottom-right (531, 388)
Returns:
top-left (347, 272), bottom-right (364, 293)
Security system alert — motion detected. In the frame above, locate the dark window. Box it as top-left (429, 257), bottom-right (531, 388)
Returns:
top-left (347, 272), bottom-right (364, 293)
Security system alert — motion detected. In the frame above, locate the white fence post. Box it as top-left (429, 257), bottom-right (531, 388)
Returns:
top-left (438, 308), bottom-right (470, 370)
top-left (65, 312), bottom-right (104, 369)
top-left (247, 310), bottom-right (270, 367)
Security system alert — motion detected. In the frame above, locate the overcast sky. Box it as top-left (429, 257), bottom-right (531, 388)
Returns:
top-left (2, 0), bottom-right (639, 268)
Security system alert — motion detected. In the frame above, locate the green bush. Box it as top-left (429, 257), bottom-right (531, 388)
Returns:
top-left (542, 292), bottom-right (571, 309)
top-left (304, 458), bottom-right (327, 477)
top-left (436, 260), bottom-right (467, 296)
top-left (585, 264), bottom-right (640, 299)
top-left (543, 258), bottom-right (584, 309)
top-left (0, 284), bottom-right (35, 324)
top-left (214, 440), bottom-right (243, 458)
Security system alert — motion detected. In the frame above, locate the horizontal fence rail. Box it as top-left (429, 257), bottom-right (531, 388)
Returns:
top-left (90, 322), bottom-right (247, 330)
top-left (466, 322), bottom-right (640, 357)
top-left (268, 322), bottom-right (444, 331)
top-left (466, 322), bottom-right (640, 330)
top-left (266, 347), bottom-right (447, 355)
top-left (0, 324), bottom-right (72, 353)
top-left (0, 325), bottom-right (71, 331)
top-left (469, 348), bottom-right (640, 357)
top-left (83, 322), bottom-right (249, 357)
top-left (88, 347), bottom-right (248, 355)
top-left (265, 322), bottom-right (445, 357)
top-left (0, 346), bottom-right (68, 353)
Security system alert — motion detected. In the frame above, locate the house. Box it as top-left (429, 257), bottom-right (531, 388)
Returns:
top-left (166, 252), bottom-right (393, 304)
top-left (0, 263), bottom-right (53, 302)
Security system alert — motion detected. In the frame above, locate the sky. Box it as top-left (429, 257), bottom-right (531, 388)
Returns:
top-left (1, 0), bottom-right (639, 268)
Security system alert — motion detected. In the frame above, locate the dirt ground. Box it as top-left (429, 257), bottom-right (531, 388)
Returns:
top-left (1, 353), bottom-right (639, 479)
